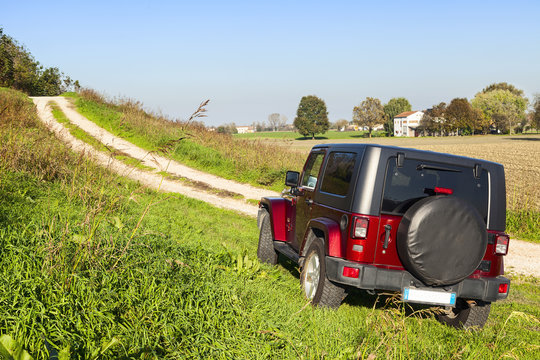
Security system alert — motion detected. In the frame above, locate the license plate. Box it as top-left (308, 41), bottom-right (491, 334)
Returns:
top-left (402, 287), bottom-right (456, 306)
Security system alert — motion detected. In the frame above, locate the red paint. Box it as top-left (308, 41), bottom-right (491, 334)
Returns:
top-left (260, 197), bottom-right (287, 241)
top-left (308, 217), bottom-right (343, 257)
top-left (345, 214), bottom-right (380, 264)
top-left (373, 214), bottom-right (404, 268)
top-left (263, 197), bottom-right (508, 281)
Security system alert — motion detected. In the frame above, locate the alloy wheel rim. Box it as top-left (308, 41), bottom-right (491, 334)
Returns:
top-left (304, 253), bottom-right (320, 300)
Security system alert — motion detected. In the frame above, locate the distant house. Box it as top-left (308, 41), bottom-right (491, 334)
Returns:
top-left (393, 111), bottom-right (424, 137)
top-left (236, 126), bottom-right (254, 134)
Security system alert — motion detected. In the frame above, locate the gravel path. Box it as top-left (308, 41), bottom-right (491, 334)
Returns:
top-left (31, 96), bottom-right (540, 278)
top-left (36, 96), bottom-right (280, 201)
top-left (32, 97), bottom-right (261, 217)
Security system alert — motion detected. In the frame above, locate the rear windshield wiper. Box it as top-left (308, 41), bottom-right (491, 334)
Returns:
top-left (416, 164), bottom-right (462, 173)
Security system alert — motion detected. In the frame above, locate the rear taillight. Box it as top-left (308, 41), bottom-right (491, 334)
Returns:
top-left (498, 283), bottom-right (509, 294)
top-left (343, 266), bottom-right (360, 278)
top-left (352, 217), bottom-right (369, 239)
top-left (495, 234), bottom-right (509, 255)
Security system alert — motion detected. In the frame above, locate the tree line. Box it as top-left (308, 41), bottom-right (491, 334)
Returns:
top-left (0, 28), bottom-right (78, 96)
top-left (292, 82), bottom-right (539, 138)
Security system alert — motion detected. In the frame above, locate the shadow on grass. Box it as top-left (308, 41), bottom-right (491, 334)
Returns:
top-left (508, 137), bottom-right (540, 141)
top-left (277, 255), bottom-right (436, 315)
top-left (295, 136), bottom-right (329, 140)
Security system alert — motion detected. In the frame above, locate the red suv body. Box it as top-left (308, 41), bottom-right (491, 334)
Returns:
top-left (257, 144), bottom-right (510, 328)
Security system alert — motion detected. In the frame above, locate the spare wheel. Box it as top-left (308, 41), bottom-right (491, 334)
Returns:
top-left (396, 195), bottom-right (487, 286)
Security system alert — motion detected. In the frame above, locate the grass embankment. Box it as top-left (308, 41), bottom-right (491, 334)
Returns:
top-left (49, 102), bottom-right (154, 171)
top-left (1, 87), bottom-right (539, 358)
top-left (63, 90), bottom-right (304, 192)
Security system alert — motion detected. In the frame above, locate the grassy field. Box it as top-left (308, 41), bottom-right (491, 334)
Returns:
top-left (1, 87), bottom-right (539, 358)
top-left (234, 130), bottom-right (388, 140)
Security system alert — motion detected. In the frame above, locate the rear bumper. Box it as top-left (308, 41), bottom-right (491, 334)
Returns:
top-left (325, 257), bottom-right (510, 303)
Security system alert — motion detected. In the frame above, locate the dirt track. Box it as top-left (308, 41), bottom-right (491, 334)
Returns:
top-left (32, 97), bottom-right (264, 217)
top-left (31, 97), bottom-right (540, 278)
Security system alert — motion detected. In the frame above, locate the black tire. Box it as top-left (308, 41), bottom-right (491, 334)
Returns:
top-left (257, 209), bottom-right (278, 265)
top-left (397, 196), bottom-right (488, 286)
top-left (300, 238), bottom-right (346, 309)
top-left (437, 299), bottom-right (491, 329)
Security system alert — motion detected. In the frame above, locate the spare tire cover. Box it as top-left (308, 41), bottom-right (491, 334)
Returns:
top-left (397, 195), bottom-right (487, 286)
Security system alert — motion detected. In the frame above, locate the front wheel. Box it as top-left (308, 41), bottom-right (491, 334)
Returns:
top-left (437, 298), bottom-right (491, 329)
top-left (257, 209), bottom-right (278, 265)
top-left (300, 238), bottom-right (346, 309)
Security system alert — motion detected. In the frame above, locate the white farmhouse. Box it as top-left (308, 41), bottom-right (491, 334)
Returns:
top-left (236, 126), bottom-right (254, 134)
top-left (393, 111), bottom-right (424, 137)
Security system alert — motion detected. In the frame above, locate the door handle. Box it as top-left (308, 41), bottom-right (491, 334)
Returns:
top-left (383, 224), bottom-right (391, 249)
top-left (305, 198), bottom-right (313, 206)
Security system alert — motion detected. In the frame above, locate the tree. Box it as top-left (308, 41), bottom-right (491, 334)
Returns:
top-left (268, 113), bottom-right (280, 131)
top-left (335, 119), bottom-right (349, 131)
top-left (532, 94), bottom-right (540, 132)
top-left (293, 95), bottom-right (329, 139)
top-left (471, 89), bottom-right (528, 134)
top-left (383, 97), bottom-right (411, 136)
top-left (353, 97), bottom-right (385, 138)
top-left (418, 102), bottom-right (446, 136)
top-left (216, 123), bottom-right (238, 134)
top-left (445, 98), bottom-right (486, 135)
top-left (482, 82), bottom-right (524, 97)
top-left (0, 27), bottom-right (77, 96)
top-left (278, 114), bottom-right (288, 129)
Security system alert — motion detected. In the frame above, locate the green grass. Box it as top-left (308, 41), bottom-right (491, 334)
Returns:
top-left (507, 209), bottom-right (540, 244)
top-left (1, 87), bottom-right (539, 358)
top-left (49, 102), bottom-right (154, 172)
top-left (63, 91), bottom-right (302, 192)
top-left (234, 130), bottom-right (388, 140)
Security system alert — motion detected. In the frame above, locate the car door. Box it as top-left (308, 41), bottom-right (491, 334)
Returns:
top-left (293, 150), bottom-right (326, 251)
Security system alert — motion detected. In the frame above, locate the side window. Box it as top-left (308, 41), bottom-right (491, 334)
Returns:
top-left (320, 152), bottom-right (356, 196)
top-left (301, 152), bottom-right (325, 189)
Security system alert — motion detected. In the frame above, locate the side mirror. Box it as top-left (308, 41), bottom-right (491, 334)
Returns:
top-left (285, 171), bottom-right (300, 187)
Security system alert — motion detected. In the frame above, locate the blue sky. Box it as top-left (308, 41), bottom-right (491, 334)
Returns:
top-left (3, 0), bottom-right (540, 126)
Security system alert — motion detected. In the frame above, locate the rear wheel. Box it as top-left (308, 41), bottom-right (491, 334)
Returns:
top-left (257, 209), bottom-right (278, 265)
top-left (300, 238), bottom-right (346, 309)
top-left (437, 298), bottom-right (491, 329)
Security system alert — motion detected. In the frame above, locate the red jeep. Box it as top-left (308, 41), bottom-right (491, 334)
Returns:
top-left (257, 144), bottom-right (510, 329)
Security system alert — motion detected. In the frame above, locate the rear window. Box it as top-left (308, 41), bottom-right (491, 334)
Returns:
top-left (321, 152), bottom-right (356, 196)
top-left (381, 158), bottom-right (489, 222)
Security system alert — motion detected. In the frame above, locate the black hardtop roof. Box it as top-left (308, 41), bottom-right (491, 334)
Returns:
top-left (312, 143), bottom-right (503, 168)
